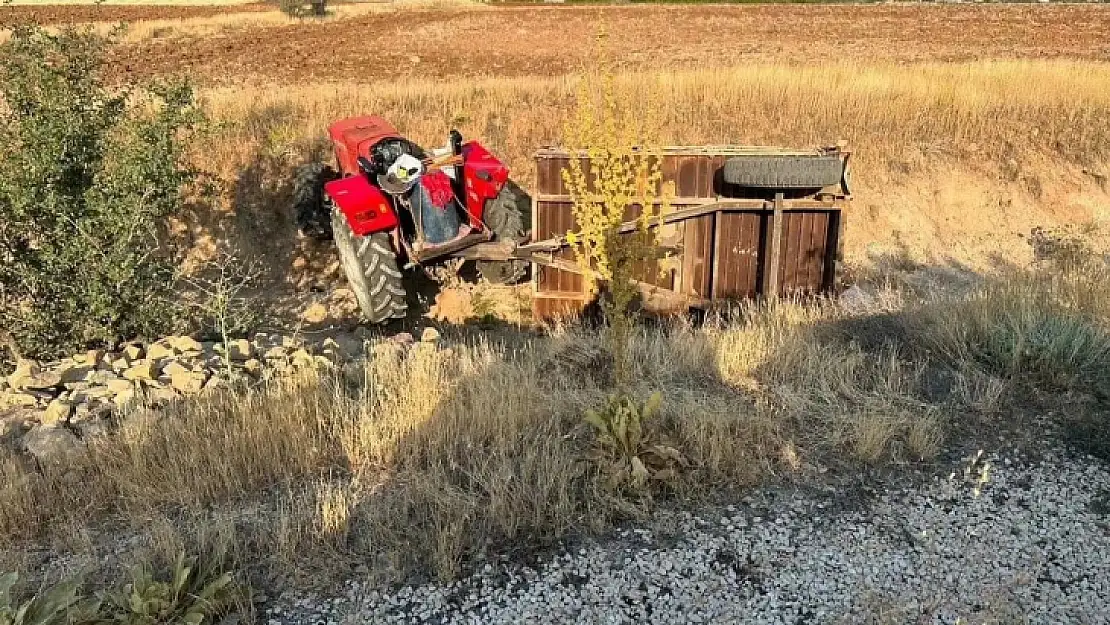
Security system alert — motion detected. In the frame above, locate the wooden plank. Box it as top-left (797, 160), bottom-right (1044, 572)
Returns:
top-left (412, 232), bottom-right (491, 264)
top-left (795, 212), bottom-right (806, 291)
top-left (732, 213), bottom-right (759, 297)
top-left (748, 213), bottom-right (761, 297)
top-left (823, 210), bottom-right (842, 292)
top-left (709, 211), bottom-right (721, 300)
top-left (709, 155), bottom-right (726, 197)
top-left (677, 155), bottom-right (698, 197)
top-left (765, 194), bottom-right (785, 298)
top-left (671, 219), bottom-right (687, 295)
top-left (783, 210), bottom-right (803, 293)
top-left (533, 255), bottom-right (710, 307)
top-left (811, 212), bottom-right (830, 291)
top-left (533, 194), bottom-right (844, 209)
top-left (802, 212), bottom-right (817, 292)
top-left (714, 212), bottom-right (735, 299)
top-left (694, 215), bottom-right (712, 297)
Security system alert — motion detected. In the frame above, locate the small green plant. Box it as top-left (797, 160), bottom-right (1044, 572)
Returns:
top-left (0, 552), bottom-right (239, 625)
top-left (0, 573), bottom-right (94, 625)
top-left (181, 249), bottom-right (263, 376)
top-left (99, 553), bottom-right (237, 625)
top-left (583, 392), bottom-right (686, 486)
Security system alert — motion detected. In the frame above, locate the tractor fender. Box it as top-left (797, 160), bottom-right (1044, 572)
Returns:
top-left (324, 175), bottom-right (398, 237)
top-left (461, 141), bottom-right (509, 227)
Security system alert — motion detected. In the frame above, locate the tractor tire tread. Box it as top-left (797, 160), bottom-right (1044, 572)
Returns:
top-left (331, 208), bottom-right (406, 325)
top-left (293, 162), bottom-right (338, 240)
top-left (476, 180), bottom-right (532, 284)
top-left (722, 155), bottom-right (844, 189)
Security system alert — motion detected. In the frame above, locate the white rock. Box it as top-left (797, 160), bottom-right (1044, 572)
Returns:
top-left (41, 399), bottom-right (73, 427)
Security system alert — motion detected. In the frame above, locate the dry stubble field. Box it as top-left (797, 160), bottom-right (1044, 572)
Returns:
top-left (3, 1), bottom-right (1110, 616)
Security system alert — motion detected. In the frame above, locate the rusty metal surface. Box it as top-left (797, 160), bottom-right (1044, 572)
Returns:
top-left (778, 211), bottom-right (831, 296)
top-left (714, 211), bottom-right (764, 300)
top-left (534, 199), bottom-right (584, 297)
top-left (532, 149), bottom-right (847, 319)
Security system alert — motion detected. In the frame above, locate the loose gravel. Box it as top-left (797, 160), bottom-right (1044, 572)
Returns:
top-left (264, 449), bottom-right (1110, 625)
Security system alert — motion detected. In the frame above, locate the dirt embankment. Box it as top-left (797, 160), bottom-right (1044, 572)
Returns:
top-left (104, 3), bottom-right (1110, 85)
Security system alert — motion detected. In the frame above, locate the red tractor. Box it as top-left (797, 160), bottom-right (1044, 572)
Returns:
top-left (293, 116), bottom-right (530, 324)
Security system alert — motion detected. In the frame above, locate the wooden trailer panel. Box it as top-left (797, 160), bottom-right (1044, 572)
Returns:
top-left (531, 147), bottom-right (849, 320)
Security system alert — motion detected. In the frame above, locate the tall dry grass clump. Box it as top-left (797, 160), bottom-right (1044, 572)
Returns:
top-left (915, 228), bottom-right (1110, 388)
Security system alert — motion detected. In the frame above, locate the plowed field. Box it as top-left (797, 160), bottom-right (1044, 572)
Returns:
top-left (97, 3), bottom-right (1110, 85)
top-left (0, 2), bottom-right (268, 26)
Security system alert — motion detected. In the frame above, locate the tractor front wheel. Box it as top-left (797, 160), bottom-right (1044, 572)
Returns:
top-left (332, 208), bottom-right (408, 324)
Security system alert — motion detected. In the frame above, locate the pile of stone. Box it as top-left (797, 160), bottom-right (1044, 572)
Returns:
top-left (0, 330), bottom-right (382, 465)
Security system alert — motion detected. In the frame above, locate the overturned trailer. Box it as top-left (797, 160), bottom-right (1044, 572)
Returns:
top-left (510, 145), bottom-right (852, 320)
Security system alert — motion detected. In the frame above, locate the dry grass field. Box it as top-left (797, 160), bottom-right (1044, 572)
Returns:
top-left (3, 0), bottom-right (1110, 613)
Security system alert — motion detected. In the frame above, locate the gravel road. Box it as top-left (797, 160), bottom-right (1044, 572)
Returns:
top-left (264, 449), bottom-right (1110, 625)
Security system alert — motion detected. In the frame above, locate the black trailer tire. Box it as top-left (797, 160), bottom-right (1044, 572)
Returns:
top-left (722, 155), bottom-right (844, 189)
top-left (332, 208), bottom-right (407, 324)
top-left (476, 180), bottom-right (531, 284)
top-left (293, 162), bottom-right (339, 240)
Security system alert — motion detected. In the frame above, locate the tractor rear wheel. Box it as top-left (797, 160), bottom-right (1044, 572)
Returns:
top-left (331, 208), bottom-right (407, 324)
top-left (293, 162), bottom-right (338, 240)
top-left (476, 180), bottom-right (531, 284)
top-left (721, 155), bottom-right (844, 190)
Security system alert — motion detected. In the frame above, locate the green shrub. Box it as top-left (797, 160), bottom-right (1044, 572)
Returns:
top-left (920, 264), bottom-right (1110, 388)
top-left (561, 28), bottom-right (671, 386)
top-left (0, 25), bottom-right (204, 360)
top-left (99, 553), bottom-right (238, 625)
top-left (275, 0), bottom-right (328, 18)
top-left (584, 392), bottom-right (688, 488)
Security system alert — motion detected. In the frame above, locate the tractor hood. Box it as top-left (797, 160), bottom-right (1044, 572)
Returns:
top-left (327, 116), bottom-right (403, 177)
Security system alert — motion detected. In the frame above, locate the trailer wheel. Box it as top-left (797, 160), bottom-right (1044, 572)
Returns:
top-left (476, 180), bottom-right (531, 284)
top-left (722, 155), bottom-right (844, 189)
top-left (293, 162), bottom-right (339, 240)
top-left (332, 208), bottom-right (407, 324)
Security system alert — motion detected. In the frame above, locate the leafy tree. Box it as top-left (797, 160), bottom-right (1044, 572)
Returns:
top-left (0, 25), bottom-right (204, 360)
